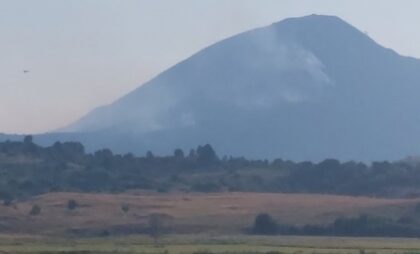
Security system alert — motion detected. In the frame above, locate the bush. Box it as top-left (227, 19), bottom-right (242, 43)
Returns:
top-left (67, 199), bottom-right (78, 210)
top-left (252, 213), bottom-right (278, 235)
top-left (121, 204), bottom-right (129, 213)
top-left (29, 204), bottom-right (41, 216)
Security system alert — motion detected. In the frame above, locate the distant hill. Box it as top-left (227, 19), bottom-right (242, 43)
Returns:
top-left (6, 14), bottom-right (420, 161)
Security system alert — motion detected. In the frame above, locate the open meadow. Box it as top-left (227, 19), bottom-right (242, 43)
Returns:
top-left (0, 192), bottom-right (419, 236)
top-left (2, 234), bottom-right (420, 254)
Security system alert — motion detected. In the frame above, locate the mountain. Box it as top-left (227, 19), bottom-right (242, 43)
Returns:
top-left (11, 14), bottom-right (420, 161)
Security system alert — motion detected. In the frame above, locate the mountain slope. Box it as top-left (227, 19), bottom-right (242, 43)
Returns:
top-left (47, 15), bottom-right (420, 160)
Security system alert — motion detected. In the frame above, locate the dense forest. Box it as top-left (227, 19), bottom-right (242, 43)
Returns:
top-left (1, 136), bottom-right (420, 203)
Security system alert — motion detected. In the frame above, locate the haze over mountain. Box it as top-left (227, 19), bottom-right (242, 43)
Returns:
top-left (6, 14), bottom-right (420, 161)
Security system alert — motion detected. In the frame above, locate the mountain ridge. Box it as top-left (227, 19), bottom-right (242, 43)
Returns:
top-left (5, 14), bottom-right (420, 161)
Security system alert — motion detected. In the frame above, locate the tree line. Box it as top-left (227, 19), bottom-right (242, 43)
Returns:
top-left (1, 136), bottom-right (420, 203)
top-left (251, 213), bottom-right (420, 237)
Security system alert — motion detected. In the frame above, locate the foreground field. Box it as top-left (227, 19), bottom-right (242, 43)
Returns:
top-left (0, 192), bottom-right (419, 236)
top-left (2, 234), bottom-right (420, 254)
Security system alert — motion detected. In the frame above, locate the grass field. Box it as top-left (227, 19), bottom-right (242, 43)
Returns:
top-left (2, 234), bottom-right (420, 254)
top-left (1, 192), bottom-right (420, 253)
top-left (0, 192), bottom-right (419, 236)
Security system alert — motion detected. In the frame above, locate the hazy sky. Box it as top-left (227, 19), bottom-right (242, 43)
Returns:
top-left (1, 0), bottom-right (420, 134)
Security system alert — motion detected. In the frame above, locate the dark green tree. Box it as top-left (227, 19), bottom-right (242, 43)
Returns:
top-left (23, 135), bottom-right (33, 144)
top-left (173, 148), bottom-right (184, 159)
top-left (252, 213), bottom-right (278, 235)
top-left (196, 144), bottom-right (218, 166)
top-left (29, 204), bottom-right (41, 216)
top-left (146, 151), bottom-right (154, 160)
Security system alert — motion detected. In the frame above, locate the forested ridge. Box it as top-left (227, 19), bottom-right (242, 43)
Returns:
top-left (1, 136), bottom-right (420, 203)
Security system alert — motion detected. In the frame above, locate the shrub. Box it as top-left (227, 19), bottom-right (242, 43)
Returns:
top-left (29, 204), bottom-right (41, 216)
top-left (121, 204), bottom-right (130, 213)
top-left (67, 199), bottom-right (78, 210)
top-left (252, 213), bottom-right (278, 235)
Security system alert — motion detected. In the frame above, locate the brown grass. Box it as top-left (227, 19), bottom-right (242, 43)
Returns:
top-left (0, 192), bottom-right (418, 236)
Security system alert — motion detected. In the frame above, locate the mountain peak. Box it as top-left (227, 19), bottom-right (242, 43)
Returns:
top-left (273, 14), bottom-right (364, 38)
top-left (58, 15), bottom-right (420, 161)
top-left (279, 14), bottom-right (346, 23)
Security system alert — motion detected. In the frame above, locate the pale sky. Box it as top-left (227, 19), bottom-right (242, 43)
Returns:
top-left (1, 0), bottom-right (420, 134)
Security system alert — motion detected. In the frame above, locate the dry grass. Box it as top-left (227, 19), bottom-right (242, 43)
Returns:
top-left (2, 234), bottom-right (420, 254)
top-left (0, 192), bottom-right (418, 235)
